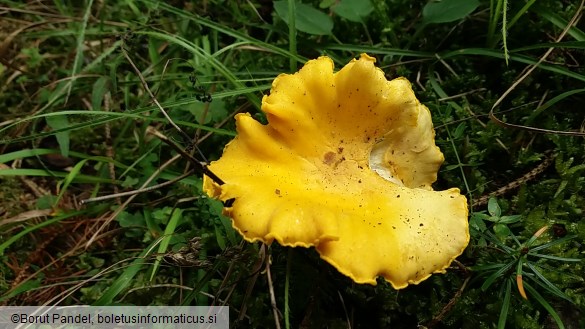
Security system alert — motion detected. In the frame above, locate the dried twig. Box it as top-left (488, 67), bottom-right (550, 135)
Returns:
top-left (265, 247), bottom-right (282, 329)
top-left (472, 151), bottom-right (556, 208)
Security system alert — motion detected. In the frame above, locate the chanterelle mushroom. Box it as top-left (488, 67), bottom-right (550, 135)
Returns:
top-left (203, 54), bottom-right (469, 288)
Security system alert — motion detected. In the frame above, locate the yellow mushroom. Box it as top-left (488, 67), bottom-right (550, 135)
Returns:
top-left (203, 54), bottom-right (469, 288)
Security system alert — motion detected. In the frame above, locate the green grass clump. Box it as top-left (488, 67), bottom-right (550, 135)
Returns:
top-left (1, 0), bottom-right (584, 328)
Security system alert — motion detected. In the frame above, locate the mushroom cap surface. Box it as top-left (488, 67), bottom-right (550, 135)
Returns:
top-left (204, 54), bottom-right (469, 288)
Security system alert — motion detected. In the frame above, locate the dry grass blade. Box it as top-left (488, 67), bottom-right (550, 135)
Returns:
top-left (80, 169), bottom-right (194, 204)
top-left (0, 209), bottom-right (53, 227)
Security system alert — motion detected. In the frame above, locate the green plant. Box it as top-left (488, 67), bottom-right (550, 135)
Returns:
top-left (472, 198), bottom-right (522, 241)
top-left (471, 198), bottom-right (581, 329)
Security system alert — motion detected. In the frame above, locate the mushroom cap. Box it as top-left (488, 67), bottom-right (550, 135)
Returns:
top-left (203, 54), bottom-right (469, 288)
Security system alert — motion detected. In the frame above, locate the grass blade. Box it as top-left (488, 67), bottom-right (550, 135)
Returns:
top-left (149, 208), bottom-right (183, 281)
top-left (498, 279), bottom-right (512, 329)
top-left (93, 241), bottom-right (158, 305)
top-left (481, 259), bottom-right (516, 291)
top-left (525, 262), bottom-right (572, 302)
top-left (523, 282), bottom-right (566, 329)
top-left (65, 0), bottom-right (94, 103)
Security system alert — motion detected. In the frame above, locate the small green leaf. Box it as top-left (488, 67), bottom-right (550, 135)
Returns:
top-left (274, 1), bottom-right (333, 35)
top-left (478, 237), bottom-right (487, 247)
top-left (472, 212), bottom-right (491, 221)
top-left (488, 197), bottom-right (501, 217)
top-left (186, 99), bottom-right (227, 124)
top-left (499, 215), bottom-right (522, 224)
top-left (319, 0), bottom-right (336, 9)
top-left (485, 216), bottom-right (500, 223)
top-left (444, 164), bottom-right (461, 171)
top-left (422, 0), bottom-right (480, 25)
top-left (152, 207), bottom-right (174, 225)
top-left (494, 223), bottom-right (511, 239)
top-left (332, 0), bottom-right (374, 23)
top-left (36, 195), bottom-right (58, 209)
top-left (452, 122), bottom-right (466, 139)
top-left (117, 211), bottom-right (145, 227)
top-left (117, 211), bottom-right (146, 238)
top-left (469, 215), bottom-right (487, 232)
top-left (121, 176), bottom-right (140, 188)
top-left (21, 48), bottom-right (43, 68)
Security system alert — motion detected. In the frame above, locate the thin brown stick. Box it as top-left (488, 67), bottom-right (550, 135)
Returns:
top-left (238, 245), bottom-right (266, 322)
top-left (265, 247), bottom-right (282, 329)
top-left (81, 170), bottom-right (194, 204)
top-left (426, 277), bottom-right (470, 328)
top-left (472, 151), bottom-right (556, 208)
top-left (215, 241), bottom-right (247, 308)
